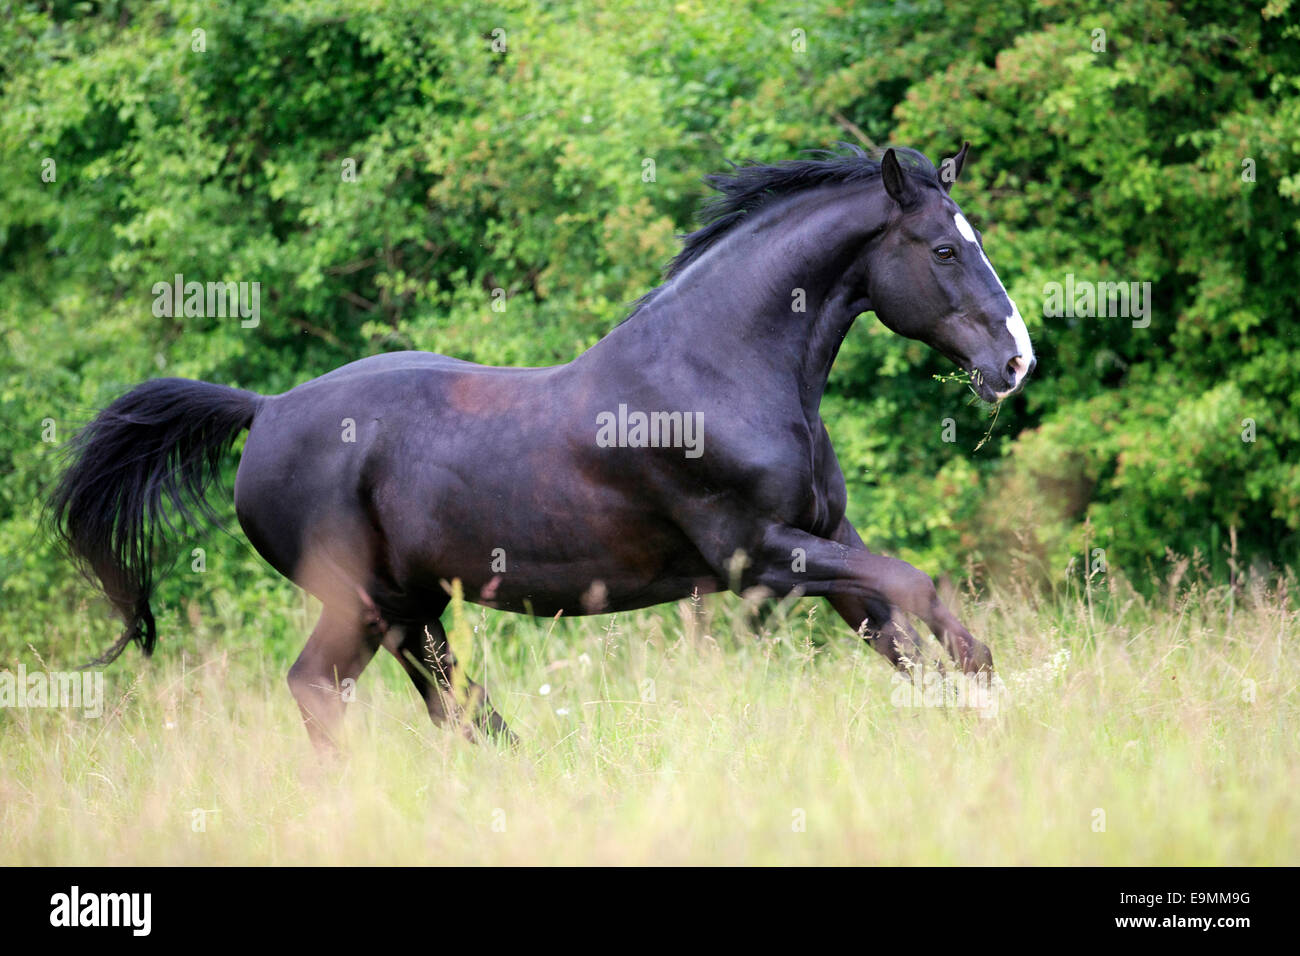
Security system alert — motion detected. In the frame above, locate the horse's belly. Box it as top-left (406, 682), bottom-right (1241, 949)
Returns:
top-left (465, 570), bottom-right (722, 617)
top-left (389, 507), bottom-right (719, 617)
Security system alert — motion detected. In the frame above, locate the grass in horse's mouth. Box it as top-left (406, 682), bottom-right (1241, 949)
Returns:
top-left (931, 366), bottom-right (1004, 451)
top-left (972, 398), bottom-right (1002, 453)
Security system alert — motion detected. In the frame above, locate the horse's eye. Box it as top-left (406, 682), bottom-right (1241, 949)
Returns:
top-left (935, 246), bottom-right (956, 261)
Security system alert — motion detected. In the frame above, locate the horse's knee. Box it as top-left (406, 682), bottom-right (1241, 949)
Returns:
top-left (887, 561), bottom-right (938, 618)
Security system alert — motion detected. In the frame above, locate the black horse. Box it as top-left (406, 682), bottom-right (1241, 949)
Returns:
top-left (52, 144), bottom-right (1036, 747)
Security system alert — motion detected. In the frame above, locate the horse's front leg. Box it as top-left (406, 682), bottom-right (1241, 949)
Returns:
top-left (742, 523), bottom-right (994, 674)
top-left (826, 517), bottom-right (931, 670)
top-left (828, 591), bottom-right (928, 671)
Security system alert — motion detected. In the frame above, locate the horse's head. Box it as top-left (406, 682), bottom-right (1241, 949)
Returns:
top-left (866, 144), bottom-right (1035, 403)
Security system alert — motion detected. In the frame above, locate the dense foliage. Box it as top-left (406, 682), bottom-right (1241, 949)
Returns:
top-left (3, 0), bottom-right (1298, 634)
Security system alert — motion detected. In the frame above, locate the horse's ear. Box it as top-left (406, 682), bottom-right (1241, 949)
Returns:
top-left (940, 141), bottom-right (971, 193)
top-left (880, 148), bottom-right (919, 209)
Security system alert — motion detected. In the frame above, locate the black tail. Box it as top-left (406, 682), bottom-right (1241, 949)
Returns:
top-left (50, 378), bottom-right (262, 665)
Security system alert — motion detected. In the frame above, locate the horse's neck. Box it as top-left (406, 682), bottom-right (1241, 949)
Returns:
top-left (610, 184), bottom-right (884, 417)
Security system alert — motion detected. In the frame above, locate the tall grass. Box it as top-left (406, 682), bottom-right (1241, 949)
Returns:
top-left (2, 571), bottom-right (1297, 865)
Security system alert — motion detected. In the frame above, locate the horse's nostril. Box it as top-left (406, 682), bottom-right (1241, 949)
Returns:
top-left (1006, 358), bottom-right (1020, 382)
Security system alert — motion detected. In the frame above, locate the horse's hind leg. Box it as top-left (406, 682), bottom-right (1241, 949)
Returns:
top-left (288, 603), bottom-right (383, 750)
top-left (386, 617), bottom-right (517, 745)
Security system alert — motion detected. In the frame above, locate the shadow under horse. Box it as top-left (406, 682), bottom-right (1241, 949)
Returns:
top-left (51, 143), bottom-right (1036, 748)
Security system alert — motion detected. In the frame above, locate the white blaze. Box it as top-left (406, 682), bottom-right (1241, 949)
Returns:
top-left (953, 212), bottom-right (1034, 397)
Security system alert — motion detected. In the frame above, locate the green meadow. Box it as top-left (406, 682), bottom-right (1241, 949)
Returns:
top-left (3, 573), bottom-right (1296, 865)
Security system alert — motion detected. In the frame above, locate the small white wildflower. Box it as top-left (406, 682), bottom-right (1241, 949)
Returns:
top-left (538, 683), bottom-right (551, 696)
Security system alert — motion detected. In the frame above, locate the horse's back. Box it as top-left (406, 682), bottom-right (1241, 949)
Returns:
top-left (279, 350), bottom-right (558, 392)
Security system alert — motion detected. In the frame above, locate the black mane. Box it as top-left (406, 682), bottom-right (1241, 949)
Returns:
top-left (631, 145), bottom-right (941, 316)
